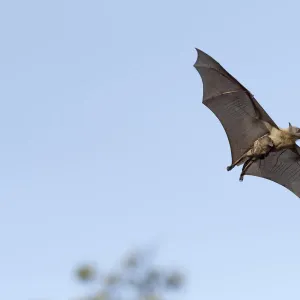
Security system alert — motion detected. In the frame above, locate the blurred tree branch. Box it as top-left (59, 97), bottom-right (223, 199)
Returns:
top-left (74, 248), bottom-right (185, 300)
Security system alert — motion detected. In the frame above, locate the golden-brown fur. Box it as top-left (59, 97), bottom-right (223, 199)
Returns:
top-left (229, 122), bottom-right (300, 170)
top-left (269, 127), bottom-right (298, 149)
top-left (236, 122), bottom-right (300, 181)
top-left (263, 120), bottom-right (300, 149)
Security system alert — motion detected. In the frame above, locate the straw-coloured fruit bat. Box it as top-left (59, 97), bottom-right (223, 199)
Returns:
top-left (194, 48), bottom-right (300, 198)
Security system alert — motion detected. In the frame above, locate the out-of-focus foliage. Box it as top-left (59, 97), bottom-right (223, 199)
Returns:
top-left (76, 264), bottom-right (97, 282)
top-left (75, 249), bottom-right (185, 300)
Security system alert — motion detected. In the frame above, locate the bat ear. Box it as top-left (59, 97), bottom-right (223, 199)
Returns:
top-left (289, 122), bottom-right (293, 132)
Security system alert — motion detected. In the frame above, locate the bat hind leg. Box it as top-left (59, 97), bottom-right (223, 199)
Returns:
top-left (237, 135), bottom-right (274, 180)
top-left (227, 155), bottom-right (247, 171)
top-left (239, 158), bottom-right (256, 182)
top-left (239, 143), bottom-right (274, 181)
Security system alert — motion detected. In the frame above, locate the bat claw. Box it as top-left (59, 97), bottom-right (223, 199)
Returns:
top-left (239, 175), bottom-right (244, 182)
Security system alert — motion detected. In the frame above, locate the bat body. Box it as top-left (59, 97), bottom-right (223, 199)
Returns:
top-left (194, 48), bottom-right (300, 198)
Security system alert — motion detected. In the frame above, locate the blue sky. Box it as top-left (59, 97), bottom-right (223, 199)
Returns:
top-left (2, 0), bottom-right (300, 299)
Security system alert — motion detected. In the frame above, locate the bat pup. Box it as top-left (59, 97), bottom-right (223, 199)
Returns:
top-left (194, 48), bottom-right (300, 198)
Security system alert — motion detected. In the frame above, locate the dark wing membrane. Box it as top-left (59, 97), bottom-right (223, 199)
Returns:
top-left (194, 48), bottom-right (278, 163)
top-left (245, 147), bottom-right (300, 197)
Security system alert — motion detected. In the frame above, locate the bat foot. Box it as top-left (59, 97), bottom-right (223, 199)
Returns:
top-left (239, 175), bottom-right (244, 182)
top-left (227, 165), bottom-right (234, 171)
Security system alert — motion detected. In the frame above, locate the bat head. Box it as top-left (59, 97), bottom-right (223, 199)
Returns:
top-left (288, 122), bottom-right (300, 138)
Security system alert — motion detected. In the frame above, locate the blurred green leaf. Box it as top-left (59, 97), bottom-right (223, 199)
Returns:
top-left (165, 271), bottom-right (184, 289)
top-left (104, 273), bottom-right (121, 286)
top-left (122, 251), bottom-right (139, 268)
top-left (76, 264), bottom-right (97, 282)
top-left (145, 269), bottom-right (161, 285)
top-left (92, 291), bottom-right (107, 300)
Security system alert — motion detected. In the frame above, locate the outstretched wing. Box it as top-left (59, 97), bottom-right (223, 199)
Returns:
top-left (194, 48), bottom-right (278, 164)
top-left (244, 147), bottom-right (300, 197)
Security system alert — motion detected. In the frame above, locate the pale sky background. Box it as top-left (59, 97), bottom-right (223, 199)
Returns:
top-left (1, 0), bottom-right (300, 299)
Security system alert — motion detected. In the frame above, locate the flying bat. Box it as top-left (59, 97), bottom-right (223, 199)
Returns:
top-left (194, 48), bottom-right (300, 198)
